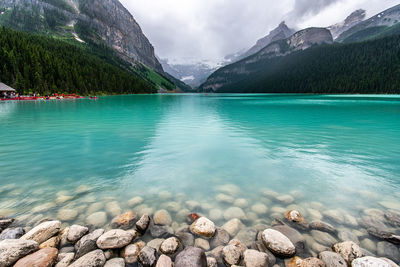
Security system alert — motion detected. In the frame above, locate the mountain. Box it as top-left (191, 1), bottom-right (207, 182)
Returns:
top-left (160, 59), bottom-right (220, 89)
top-left (238, 21), bottom-right (295, 60)
top-left (200, 27), bottom-right (333, 92)
top-left (199, 34), bottom-right (400, 94)
top-left (328, 9), bottom-right (366, 39)
top-left (337, 4), bottom-right (400, 43)
top-left (0, 0), bottom-right (162, 72)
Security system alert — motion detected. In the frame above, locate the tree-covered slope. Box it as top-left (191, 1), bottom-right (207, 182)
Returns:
top-left (0, 27), bottom-right (154, 95)
top-left (199, 35), bottom-right (400, 94)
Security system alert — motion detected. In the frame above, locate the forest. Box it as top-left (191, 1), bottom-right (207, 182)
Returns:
top-left (201, 34), bottom-right (400, 94)
top-left (0, 27), bottom-right (154, 95)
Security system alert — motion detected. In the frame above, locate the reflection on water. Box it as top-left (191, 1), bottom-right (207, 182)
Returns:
top-left (0, 94), bottom-right (399, 258)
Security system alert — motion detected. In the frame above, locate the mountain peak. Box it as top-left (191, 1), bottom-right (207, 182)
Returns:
top-left (328, 9), bottom-right (366, 39)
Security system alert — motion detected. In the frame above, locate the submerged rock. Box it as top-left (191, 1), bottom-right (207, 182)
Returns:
top-left (234, 228), bottom-right (258, 248)
top-left (111, 211), bottom-right (136, 230)
top-left (222, 219), bottom-right (243, 237)
top-left (309, 221), bottom-right (337, 235)
top-left (261, 229), bottom-right (296, 257)
top-left (154, 210), bottom-right (172, 226)
top-left (14, 247), bottom-right (58, 267)
top-left (195, 238), bottom-right (210, 251)
top-left (86, 212), bottom-right (107, 227)
top-left (150, 225), bottom-right (174, 238)
top-left (210, 228), bottom-right (230, 248)
top-left (0, 239), bottom-right (39, 266)
top-left (224, 207), bottom-right (246, 220)
top-left (311, 230), bottom-right (337, 247)
top-left (377, 241), bottom-right (400, 262)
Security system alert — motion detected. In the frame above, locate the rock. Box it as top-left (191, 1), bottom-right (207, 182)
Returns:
top-left (177, 231), bottom-right (195, 247)
top-left (351, 256), bottom-right (391, 267)
top-left (59, 246), bottom-right (74, 254)
top-left (154, 210), bottom-right (172, 226)
top-left (111, 211), bottom-right (136, 230)
top-left (360, 239), bottom-right (376, 254)
top-left (206, 246), bottom-right (224, 264)
top-left (234, 199), bottom-right (249, 208)
top-left (0, 219), bottom-right (14, 229)
top-left (190, 217), bottom-right (216, 238)
top-left (308, 209), bottom-right (323, 221)
top-left (39, 236), bottom-right (60, 249)
top-left (67, 225), bottom-right (88, 243)
top-left (209, 209), bottom-right (223, 221)
top-left (309, 221), bottom-right (337, 235)
top-left (186, 201), bottom-right (201, 210)
top-left (0, 227), bottom-right (25, 240)
top-left (21, 220), bottom-right (61, 244)
top-left (148, 238), bottom-right (165, 250)
top-left (96, 229), bottom-right (133, 249)
top-left (175, 246), bottom-right (207, 267)
top-left (377, 241), bottom-right (400, 262)
top-left (156, 254), bottom-right (173, 267)
top-left (74, 229), bottom-right (104, 259)
top-left (385, 210), bottom-right (400, 227)
top-left (234, 228), bottom-right (257, 247)
top-left (272, 225), bottom-right (306, 255)
top-left (223, 207), bottom-right (246, 220)
top-left (86, 212), bottom-right (107, 227)
top-left (128, 196), bottom-right (143, 207)
top-left (344, 215), bottom-right (358, 227)
top-left (222, 219), bottom-right (243, 237)
top-left (251, 241), bottom-right (276, 266)
top-left (251, 203), bottom-right (268, 215)
top-left (332, 241), bottom-right (363, 264)
top-left (285, 210), bottom-right (306, 223)
top-left (210, 228), bottom-right (230, 248)
top-left (69, 249), bottom-right (106, 267)
top-left (136, 214), bottom-right (151, 233)
top-left (243, 249), bottom-right (269, 267)
top-left (311, 230), bottom-right (337, 247)
top-left (229, 239), bottom-right (247, 255)
top-left (105, 201), bottom-right (121, 218)
top-left (380, 258), bottom-right (399, 267)
top-left (324, 210), bottom-right (345, 224)
top-left (217, 184), bottom-right (240, 196)
top-left (318, 251), bottom-right (346, 267)
top-left (138, 246), bottom-right (157, 267)
top-left (223, 244), bottom-right (242, 266)
top-left (262, 229), bottom-right (296, 257)
top-left (104, 257), bottom-right (125, 267)
top-left (120, 241), bottom-right (145, 264)
top-left (14, 247), bottom-right (58, 267)
top-left (160, 237), bottom-right (181, 255)
top-left (216, 194), bottom-right (235, 203)
top-left (286, 256), bottom-right (325, 267)
top-left (55, 252), bottom-right (74, 267)
top-left (338, 230), bottom-right (359, 244)
top-left (207, 257), bottom-right (218, 267)
top-left (366, 228), bottom-right (400, 245)
top-left (0, 239), bottom-right (39, 266)
top-left (150, 225), bottom-right (174, 238)
top-left (360, 216), bottom-right (388, 232)
top-left (58, 209), bottom-right (78, 221)
top-left (195, 238), bottom-right (210, 251)
top-left (276, 195), bottom-right (294, 204)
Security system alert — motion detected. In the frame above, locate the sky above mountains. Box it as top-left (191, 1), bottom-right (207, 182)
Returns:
top-left (121, 0), bottom-right (399, 64)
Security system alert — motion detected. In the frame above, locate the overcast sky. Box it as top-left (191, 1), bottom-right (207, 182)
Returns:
top-left (120, 0), bottom-right (399, 64)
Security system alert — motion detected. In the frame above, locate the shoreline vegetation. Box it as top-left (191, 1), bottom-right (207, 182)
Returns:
top-left (0, 184), bottom-right (399, 266)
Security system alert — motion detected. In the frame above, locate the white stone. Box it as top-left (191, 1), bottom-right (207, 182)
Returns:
top-left (261, 229), bottom-right (296, 257)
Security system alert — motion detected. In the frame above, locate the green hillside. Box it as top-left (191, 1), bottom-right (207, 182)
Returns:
top-left (0, 27), bottom-right (154, 95)
top-left (200, 35), bottom-right (400, 94)
top-left (343, 23), bottom-right (400, 43)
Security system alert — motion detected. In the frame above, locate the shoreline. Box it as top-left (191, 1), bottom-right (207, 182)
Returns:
top-left (0, 191), bottom-right (399, 266)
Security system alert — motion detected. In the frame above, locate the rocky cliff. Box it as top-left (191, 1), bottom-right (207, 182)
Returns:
top-left (0, 0), bottom-right (163, 73)
top-left (328, 9), bottom-right (366, 40)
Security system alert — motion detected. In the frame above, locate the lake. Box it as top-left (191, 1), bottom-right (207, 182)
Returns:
top-left (0, 94), bottom-right (399, 260)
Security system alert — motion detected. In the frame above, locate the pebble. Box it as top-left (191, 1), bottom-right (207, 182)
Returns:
top-left (252, 203), bottom-right (268, 214)
top-left (190, 217), bottom-right (216, 238)
top-left (177, 231), bottom-right (195, 247)
top-left (154, 210), bottom-right (172, 226)
top-left (69, 249), bottom-right (106, 267)
top-left (138, 246), bottom-right (157, 267)
top-left (21, 220), bottom-right (61, 244)
top-left (234, 228), bottom-right (258, 248)
top-left (111, 211), bottom-right (136, 230)
top-left (234, 199), bottom-right (249, 208)
top-left (105, 201), bottom-right (122, 217)
top-left (311, 230), bottom-right (337, 247)
top-left (150, 225), bottom-right (174, 238)
top-left (210, 228), bottom-right (230, 248)
top-left (14, 247), bottom-right (58, 267)
top-left (136, 214), bottom-right (151, 234)
top-left (309, 221), bottom-right (337, 235)
top-left (0, 227), bottom-right (25, 240)
top-left (55, 252), bottom-right (74, 267)
top-left (323, 210), bottom-right (345, 224)
top-left (351, 256), bottom-right (391, 267)
top-left (332, 241), bottom-right (363, 265)
top-left (175, 246), bottom-right (207, 267)
top-left (224, 207), bottom-right (246, 220)
top-left (360, 239), bottom-right (376, 254)
top-left (186, 200), bottom-right (201, 210)
top-left (74, 229), bottom-right (104, 259)
top-left (261, 229), bottom-right (296, 257)
top-left (128, 196), bottom-right (144, 207)
top-left (272, 225), bottom-right (306, 255)
top-left (121, 241), bottom-right (145, 264)
top-left (276, 195), bottom-right (294, 205)
top-left (222, 219), bottom-right (243, 237)
top-left (67, 225), bottom-right (88, 243)
top-left (148, 238), bottom-right (165, 250)
top-left (318, 251), bottom-right (346, 267)
top-left (377, 241), bottom-right (400, 262)
top-left (243, 249), bottom-right (270, 267)
top-left (39, 236), bottom-right (60, 249)
top-left (209, 209), bottom-right (224, 221)
top-left (308, 209), bottom-right (323, 220)
top-left (104, 257), bottom-right (125, 267)
top-left (96, 229), bottom-right (133, 249)
top-left (217, 184), bottom-right (240, 196)
top-left (0, 239), bottom-right (39, 266)
top-left (58, 208), bottom-right (78, 221)
top-left (285, 210), bottom-right (306, 223)
top-left (223, 244), bottom-right (242, 266)
top-left (207, 257), bottom-right (218, 267)
top-left (86, 203), bottom-right (103, 214)
top-left (216, 194), bottom-right (235, 203)
top-left (164, 201), bottom-right (181, 213)
top-left (338, 230), bottom-right (359, 244)
top-left (160, 237), bottom-right (181, 255)
top-left (86, 212), bottom-right (107, 227)
top-left (156, 254), bottom-right (173, 267)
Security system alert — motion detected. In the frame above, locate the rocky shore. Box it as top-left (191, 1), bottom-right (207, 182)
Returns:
top-left (0, 200), bottom-right (399, 267)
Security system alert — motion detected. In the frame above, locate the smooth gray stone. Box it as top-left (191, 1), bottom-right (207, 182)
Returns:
top-left (175, 246), bottom-right (207, 267)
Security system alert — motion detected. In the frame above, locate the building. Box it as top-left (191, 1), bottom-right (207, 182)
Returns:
top-left (0, 82), bottom-right (16, 98)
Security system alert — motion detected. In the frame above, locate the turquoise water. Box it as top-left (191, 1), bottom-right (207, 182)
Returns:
top-left (0, 95), bottom-right (400, 236)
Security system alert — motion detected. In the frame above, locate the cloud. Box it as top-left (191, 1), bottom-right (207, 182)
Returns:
top-left (120, 0), bottom-right (399, 64)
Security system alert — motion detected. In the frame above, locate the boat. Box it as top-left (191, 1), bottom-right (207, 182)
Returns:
top-left (90, 96), bottom-right (98, 99)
